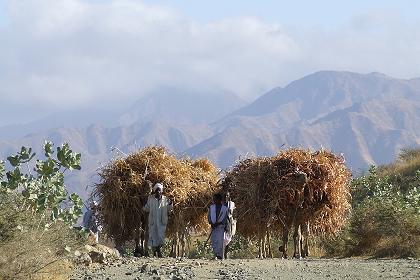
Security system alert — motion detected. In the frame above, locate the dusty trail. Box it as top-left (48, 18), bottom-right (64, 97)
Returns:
top-left (71, 257), bottom-right (419, 280)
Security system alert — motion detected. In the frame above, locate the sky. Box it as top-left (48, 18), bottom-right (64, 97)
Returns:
top-left (0, 0), bottom-right (420, 125)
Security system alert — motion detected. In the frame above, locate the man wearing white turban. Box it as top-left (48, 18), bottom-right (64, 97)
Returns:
top-left (143, 182), bottom-right (173, 257)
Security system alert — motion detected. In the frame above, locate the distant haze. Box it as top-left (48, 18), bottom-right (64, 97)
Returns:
top-left (1, 70), bottom-right (420, 199)
top-left (1, 0), bottom-right (420, 125)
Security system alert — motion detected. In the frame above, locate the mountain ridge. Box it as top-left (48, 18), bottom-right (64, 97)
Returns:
top-left (1, 70), bottom-right (420, 198)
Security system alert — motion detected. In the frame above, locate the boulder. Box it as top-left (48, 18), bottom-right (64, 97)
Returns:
top-left (84, 244), bottom-right (120, 264)
top-left (76, 253), bottom-right (92, 266)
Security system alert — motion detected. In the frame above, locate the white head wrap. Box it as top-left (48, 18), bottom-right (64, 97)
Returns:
top-left (153, 183), bottom-right (163, 192)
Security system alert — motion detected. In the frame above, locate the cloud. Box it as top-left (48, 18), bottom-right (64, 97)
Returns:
top-left (0, 0), bottom-right (419, 124)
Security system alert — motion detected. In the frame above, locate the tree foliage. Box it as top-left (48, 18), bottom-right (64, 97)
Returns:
top-left (0, 142), bottom-right (83, 226)
top-left (0, 141), bottom-right (84, 279)
top-left (352, 166), bottom-right (420, 213)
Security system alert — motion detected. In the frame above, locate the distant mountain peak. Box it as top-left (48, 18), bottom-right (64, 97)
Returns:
top-left (298, 70), bottom-right (393, 82)
top-left (119, 89), bottom-right (246, 126)
top-left (367, 71), bottom-right (390, 78)
top-left (2, 70), bottom-right (420, 198)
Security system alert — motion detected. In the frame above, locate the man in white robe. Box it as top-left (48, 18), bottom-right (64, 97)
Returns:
top-left (143, 183), bottom-right (173, 257)
top-left (208, 193), bottom-right (228, 259)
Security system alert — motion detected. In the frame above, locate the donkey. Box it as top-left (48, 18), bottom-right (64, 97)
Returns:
top-left (133, 213), bottom-right (149, 257)
top-left (277, 170), bottom-right (310, 259)
top-left (278, 171), bottom-right (331, 259)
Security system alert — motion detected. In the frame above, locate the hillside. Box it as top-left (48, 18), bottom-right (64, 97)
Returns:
top-left (378, 147), bottom-right (420, 177)
top-left (119, 89), bottom-right (245, 126)
top-left (189, 71), bottom-right (420, 170)
top-left (1, 70), bottom-right (420, 197)
top-left (0, 121), bottom-right (211, 198)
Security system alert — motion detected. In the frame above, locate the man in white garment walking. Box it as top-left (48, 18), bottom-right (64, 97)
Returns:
top-left (143, 183), bottom-right (173, 257)
top-left (208, 193), bottom-right (228, 260)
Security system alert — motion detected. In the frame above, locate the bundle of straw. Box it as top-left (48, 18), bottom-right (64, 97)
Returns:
top-left (268, 148), bottom-right (351, 234)
top-left (222, 157), bottom-right (274, 238)
top-left (222, 148), bottom-right (351, 238)
top-left (94, 146), bottom-right (219, 245)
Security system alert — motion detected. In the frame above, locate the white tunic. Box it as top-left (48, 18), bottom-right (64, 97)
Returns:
top-left (224, 201), bottom-right (236, 245)
top-left (143, 195), bottom-right (172, 247)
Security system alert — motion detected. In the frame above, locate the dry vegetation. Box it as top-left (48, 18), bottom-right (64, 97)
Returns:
top-left (2, 145), bottom-right (417, 280)
top-left (222, 148), bottom-right (351, 240)
top-left (94, 146), bottom-right (220, 249)
top-left (379, 148), bottom-right (420, 176)
top-left (323, 148), bottom-right (420, 258)
top-left (0, 193), bottom-right (82, 280)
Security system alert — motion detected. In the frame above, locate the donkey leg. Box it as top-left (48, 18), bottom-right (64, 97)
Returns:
top-left (180, 229), bottom-right (186, 259)
top-left (280, 226), bottom-right (289, 259)
top-left (142, 216), bottom-right (150, 257)
top-left (293, 224), bottom-right (302, 259)
top-left (169, 238), bottom-right (175, 258)
top-left (134, 228), bottom-right (142, 257)
top-left (267, 231), bottom-right (273, 258)
top-left (302, 221), bottom-right (310, 258)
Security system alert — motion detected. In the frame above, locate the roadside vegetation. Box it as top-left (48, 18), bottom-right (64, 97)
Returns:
top-left (0, 143), bottom-right (84, 279)
top-left (322, 148), bottom-right (420, 258)
top-left (189, 148), bottom-right (420, 259)
top-left (0, 144), bottom-right (418, 279)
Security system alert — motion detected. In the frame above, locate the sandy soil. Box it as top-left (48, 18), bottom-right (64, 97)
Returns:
top-left (71, 257), bottom-right (419, 280)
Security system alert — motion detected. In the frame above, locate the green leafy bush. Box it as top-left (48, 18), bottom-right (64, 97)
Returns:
top-left (322, 161), bottom-right (420, 258)
top-left (0, 142), bottom-right (83, 225)
top-left (0, 142), bottom-right (84, 279)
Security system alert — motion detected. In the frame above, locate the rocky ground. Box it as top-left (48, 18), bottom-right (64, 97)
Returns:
top-left (71, 257), bottom-right (419, 280)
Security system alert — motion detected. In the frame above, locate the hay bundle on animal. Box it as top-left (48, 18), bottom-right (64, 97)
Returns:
top-left (94, 146), bottom-right (219, 257)
top-left (221, 157), bottom-right (275, 258)
top-left (222, 148), bottom-right (351, 259)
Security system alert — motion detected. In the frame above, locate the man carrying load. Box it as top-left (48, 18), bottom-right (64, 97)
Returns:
top-left (208, 193), bottom-right (228, 260)
top-left (143, 182), bottom-right (173, 257)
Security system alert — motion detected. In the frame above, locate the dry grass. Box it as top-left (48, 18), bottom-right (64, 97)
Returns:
top-left (0, 215), bottom-right (81, 279)
top-left (94, 146), bottom-right (220, 245)
top-left (379, 148), bottom-right (420, 177)
top-left (31, 260), bottom-right (73, 280)
top-left (0, 193), bottom-right (82, 280)
top-left (222, 148), bottom-right (352, 238)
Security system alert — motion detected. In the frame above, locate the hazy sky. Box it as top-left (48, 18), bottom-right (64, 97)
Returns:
top-left (1, 0), bottom-right (420, 125)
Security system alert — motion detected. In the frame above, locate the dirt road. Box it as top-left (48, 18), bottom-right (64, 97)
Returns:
top-left (71, 257), bottom-right (419, 280)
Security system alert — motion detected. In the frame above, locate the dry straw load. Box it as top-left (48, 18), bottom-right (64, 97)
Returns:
top-left (93, 146), bottom-right (219, 247)
top-left (222, 148), bottom-right (351, 239)
top-left (269, 149), bottom-right (352, 234)
top-left (221, 157), bottom-right (273, 239)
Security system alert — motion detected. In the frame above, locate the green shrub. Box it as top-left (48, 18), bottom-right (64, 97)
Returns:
top-left (188, 238), bottom-right (214, 259)
top-left (0, 142), bottom-right (84, 279)
top-left (226, 235), bottom-right (258, 259)
top-left (349, 197), bottom-right (419, 257)
top-left (321, 160), bottom-right (420, 258)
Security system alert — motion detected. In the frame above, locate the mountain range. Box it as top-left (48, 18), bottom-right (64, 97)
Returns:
top-left (1, 71), bottom-right (420, 199)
